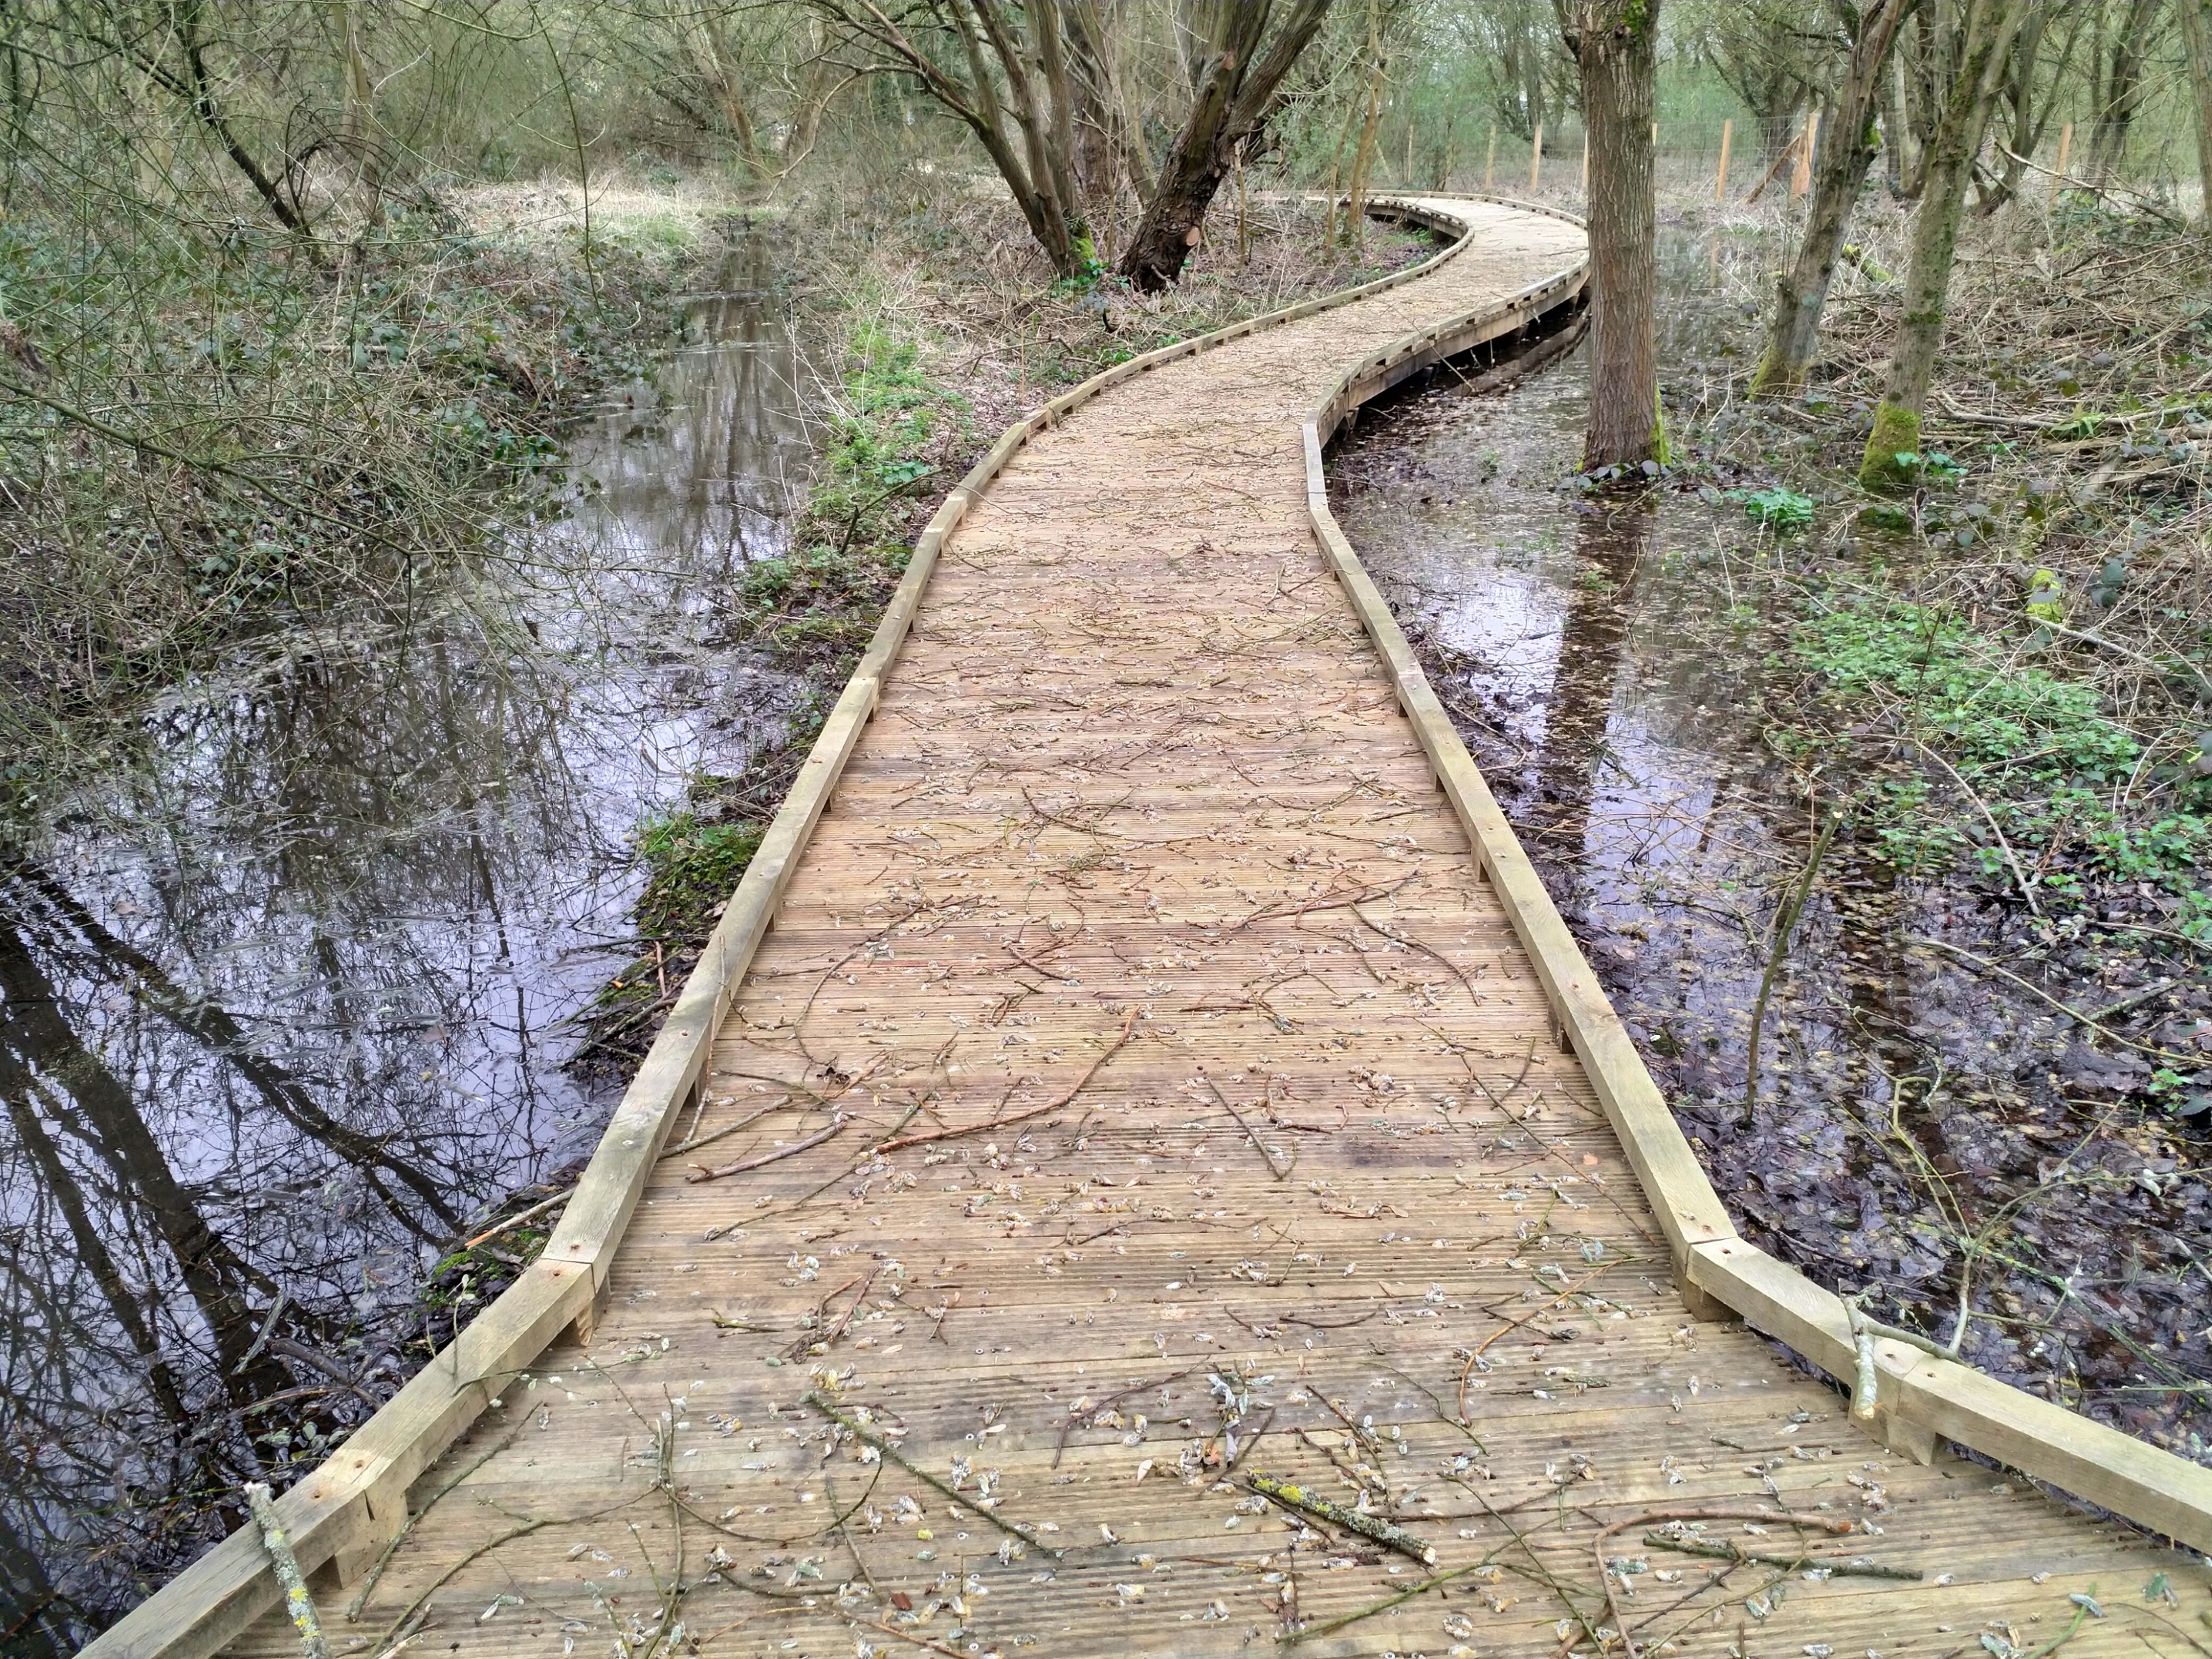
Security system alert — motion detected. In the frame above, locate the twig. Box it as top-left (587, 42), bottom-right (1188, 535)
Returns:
top-left (1283, 1558), bottom-right (1494, 1643)
top-left (1053, 1368), bottom-right (1197, 1467)
top-left (346, 1417), bottom-right (530, 1620)
top-left (244, 1483), bottom-right (329, 1659)
top-left (660, 1097), bottom-right (790, 1160)
top-left (461, 1187), bottom-right (574, 1251)
top-left (686, 1114), bottom-right (847, 1183)
top-left (803, 1392), bottom-right (1057, 1555)
top-left (1909, 936), bottom-right (2198, 1062)
top-left (1245, 1471), bottom-right (1436, 1566)
top-left (1640, 1531), bottom-right (1920, 1579)
top-left (877, 1008), bottom-right (1139, 1152)
top-left (1196, 1071), bottom-right (1295, 1180)
top-left (1902, 735), bottom-right (2043, 917)
top-left (1595, 1509), bottom-right (1853, 1659)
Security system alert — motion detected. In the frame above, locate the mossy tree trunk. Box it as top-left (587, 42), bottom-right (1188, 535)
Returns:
top-left (1561, 0), bottom-right (1660, 472)
top-left (1858, 0), bottom-right (2029, 492)
top-left (1751, 0), bottom-right (1909, 398)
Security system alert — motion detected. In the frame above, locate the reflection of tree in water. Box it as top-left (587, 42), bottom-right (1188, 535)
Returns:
top-left (1531, 492), bottom-right (1650, 876)
top-left (0, 618), bottom-right (618, 1649)
top-left (0, 237), bottom-right (806, 1650)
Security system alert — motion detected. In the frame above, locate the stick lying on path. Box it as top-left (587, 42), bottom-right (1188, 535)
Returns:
top-left (1245, 1470), bottom-right (1437, 1566)
top-left (876, 1008), bottom-right (1139, 1153)
top-left (686, 1114), bottom-right (846, 1183)
top-left (1641, 1531), bottom-right (1921, 1580)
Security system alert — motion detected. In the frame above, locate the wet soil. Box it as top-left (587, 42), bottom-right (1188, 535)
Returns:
top-left (1330, 223), bottom-right (2212, 1481)
top-left (0, 230), bottom-right (809, 1649)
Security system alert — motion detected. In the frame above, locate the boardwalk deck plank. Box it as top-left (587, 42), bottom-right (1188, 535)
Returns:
top-left (217, 202), bottom-right (2204, 1659)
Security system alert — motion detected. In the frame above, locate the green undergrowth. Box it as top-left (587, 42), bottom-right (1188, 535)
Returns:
top-left (574, 693), bottom-right (830, 1073)
top-left (1790, 590), bottom-right (2212, 934)
top-left (734, 315), bottom-right (971, 671)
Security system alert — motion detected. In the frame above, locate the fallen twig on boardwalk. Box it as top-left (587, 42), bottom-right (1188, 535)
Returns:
top-left (1283, 1557), bottom-right (1494, 1645)
top-left (1245, 1470), bottom-right (1436, 1565)
top-left (1457, 1263), bottom-right (1613, 1419)
top-left (1347, 902), bottom-right (1484, 1006)
top-left (786, 1265), bottom-right (884, 1362)
top-left (1232, 874), bottom-right (1414, 928)
top-left (804, 1391), bottom-right (1059, 1556)
top-left (660, 1096), bottom-right (790, 1161)
top-left (1640, 1531), bottom-right (1919, 1579)
top-left (346, 1414), bottom-right (530, 1620)
top-left (686, 1114), bottom-right (847, 1183)
top-left (876, 1007), bottom-right (1139, 1152)
top-left (1196, 1070), bottom-right (1295, 1180)
top-left (1593, 1509), bottom-right (1854, 1659)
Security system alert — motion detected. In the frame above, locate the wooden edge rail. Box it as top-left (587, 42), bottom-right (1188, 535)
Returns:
top-left (80, 194), bottom-right (1505, 1659)
top-left (1301, 203), bottom-right (2212, 1555)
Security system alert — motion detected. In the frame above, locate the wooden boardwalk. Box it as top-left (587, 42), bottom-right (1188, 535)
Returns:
top-left (209, 201), bottom-right (2204, 1659)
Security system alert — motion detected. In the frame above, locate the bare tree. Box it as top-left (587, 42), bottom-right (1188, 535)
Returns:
top-left (2086, 0), bottom-right (2159, 182)
top-left (1116, 0), bottom-right (1334, 290)
top-left (1751, 0), bottom-right (1910, 396)
top-left (1559, 0), bottom-right (1659, 471)
top-left (1858, 0), bottom-right (2030, 490)
top-left (807, 1), bottom-right (1097, 276)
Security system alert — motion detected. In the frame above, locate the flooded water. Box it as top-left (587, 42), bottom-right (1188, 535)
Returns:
top-left (0, 229), bottom-right (809, 1650)
top-left (1332, 223), bottom-right (2212, 1476)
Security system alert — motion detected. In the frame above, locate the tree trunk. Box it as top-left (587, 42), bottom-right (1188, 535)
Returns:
top-left (1751, 0), bottom-right (1909, 396)
top-left (1343, 0), bottom-right (1386, 252)
top-left (1564, 0), bottom-right (1660, 472)
top-left (2179, 0), bottom-right (2212, 226)
top-left (2089, 0), bottom-right (2155, 182)
top-left (1116, 0), bottom-right (1334, 293)
top-left (697, 11), bottom-right (762, 174)
top-left (1882, 50), bottom-right (1908, 196)
top-left (1859, 0), bottom-right (2029, 491)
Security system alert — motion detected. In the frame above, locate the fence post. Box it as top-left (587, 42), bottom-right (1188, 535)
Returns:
top-left (1790, 111), bottom-right (1818, 198)
top-left (1530, 123), bottom-right (1543, 191)
top-left (2049, 122), bottom-right (2072, 206)
top-left (1716, 118), bottom-right (1732, 200)
top-left (1486, 123), bottom-right (1496, 190)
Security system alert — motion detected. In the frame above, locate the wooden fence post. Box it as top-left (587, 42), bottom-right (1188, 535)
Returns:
top-left (1485, 123), bottom-right (1496, 189)
top-left (1790, 111), bottom-right (1817, 198)
top-left (2050, 122), bottom-right (2072, 205)
top-left (1716, 118), bottom-right (1731, 200)
top-left (1530, 123), bottom-right (1543, 191)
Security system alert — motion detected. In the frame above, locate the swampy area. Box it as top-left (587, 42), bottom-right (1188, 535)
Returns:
top-left (10, 4), bottom-right (2212, 1652)
top-left (1336, 193), bottom-right (2212, 1473)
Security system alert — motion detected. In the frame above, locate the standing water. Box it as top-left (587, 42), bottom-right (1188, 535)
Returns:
top-left (0, 227), bottom-right (808, 1650)
top-left (1331, 224), bottom-right (2212, 1470)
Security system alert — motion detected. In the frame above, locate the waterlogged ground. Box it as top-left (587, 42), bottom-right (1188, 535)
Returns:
top-left (1332, 222), bottom-right (2212, 1486)
top-left (0, 231), bottom-right (810, 1649)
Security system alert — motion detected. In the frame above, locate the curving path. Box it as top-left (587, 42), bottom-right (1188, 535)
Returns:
top-left (185, 200), bottom-right (2204, 1659)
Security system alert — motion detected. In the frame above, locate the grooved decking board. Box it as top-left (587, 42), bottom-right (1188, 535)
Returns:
top-left (229, 202), bottom-right (2201, 1659)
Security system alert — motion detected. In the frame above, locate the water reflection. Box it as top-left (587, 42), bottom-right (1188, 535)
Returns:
top-left (0, 228), bottom-right (807, 1651)
top-left (1330, 223), bottom-right (2212, 1463)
